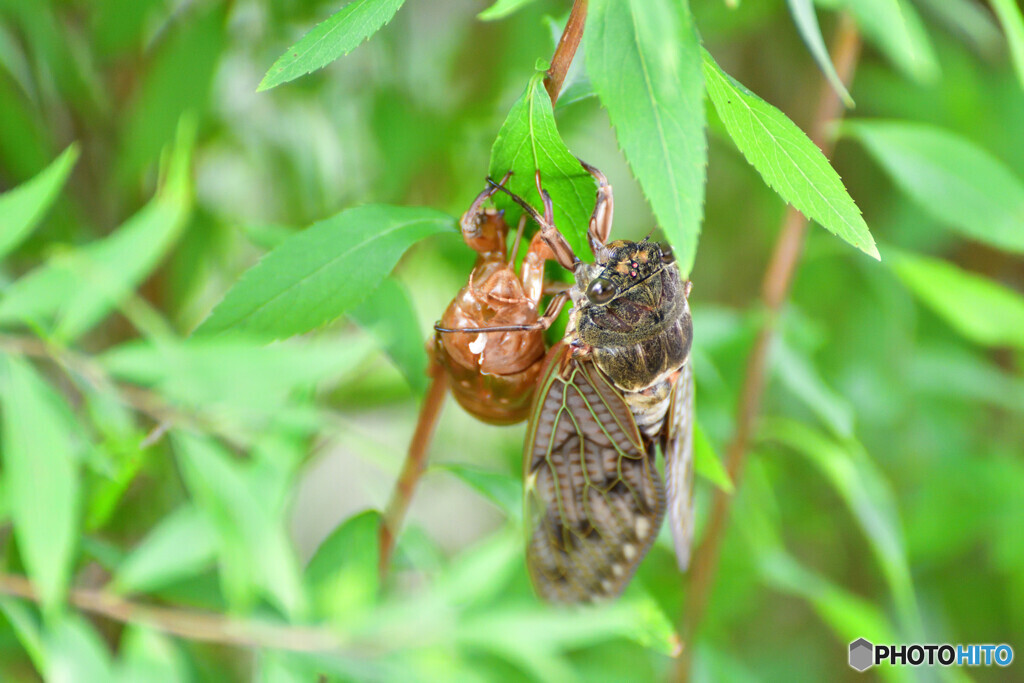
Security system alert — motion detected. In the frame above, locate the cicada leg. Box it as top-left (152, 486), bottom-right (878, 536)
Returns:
top-left (433, 291), bottom-right (569, 335)
top-left (520, 230), bottom-right (554, 306)
top-left (578, 159), bottom-right (614, 255)
top-left (487, 173), bottom-right (579, 272)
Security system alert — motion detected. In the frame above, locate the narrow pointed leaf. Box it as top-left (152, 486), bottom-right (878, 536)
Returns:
top-left (588, 0), bottom-right (707, 275)
top-left (349, 276), bottom-right (427, 394)
top-left (703, 50), bottom-right (878, 259)
top-left (258, 0), bottom-right (406, 91)
top-left (0, 123), bottom-right (193, 341)
top-left (195, 205), bottom-right (452, 339)
top-left (889, 249), bottom-right (1024, 350)
top-left (786, 0), bottom-right (853, 106)
top-left (844, 121), bottom-right (1024, 254)
top-left (112, 505), bottom-right (218, 595)
top-left (764, 419), bottom-right (921, 635)
top-left (0, 143), bottom-right (79, 260)
top-left (478, 0), bottom-right (539, 21)
top-left (305, 510), bottom-right (380, 619)
top-left (990, 0), bottom-right (1024, 90)
top-left (0, 357), bottom-right (81, 614)
top-left (833, 0), bottom-right (939, 83)
top-left (489, 71), bottom-right (595, 256)
top-left (694, 422), bottom-right (733, 493)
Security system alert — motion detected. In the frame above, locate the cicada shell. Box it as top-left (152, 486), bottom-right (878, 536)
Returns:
top-left (432, 178), bottom-right (561, 425)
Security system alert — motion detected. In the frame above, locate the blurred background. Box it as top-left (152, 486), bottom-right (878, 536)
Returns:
top-left (0, 0), bottom-right (1022, 680)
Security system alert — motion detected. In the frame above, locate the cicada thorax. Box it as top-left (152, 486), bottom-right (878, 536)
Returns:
top-left (573, 240), bottom-right (693, 395)
top-left (432, 206), bottom-right (550, 425)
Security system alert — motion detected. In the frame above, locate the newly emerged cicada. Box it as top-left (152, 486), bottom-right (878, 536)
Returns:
top-left (488, 163), bottom-right (696, 602)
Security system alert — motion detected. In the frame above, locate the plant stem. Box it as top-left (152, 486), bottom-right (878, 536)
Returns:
top-left (377, 0), bottom-right (589, 578)
top-left (673, 13), bottom-right (861, 682)
top-left (544, 0), bottom-right (588, 104)
top-left (0, 572), bottom-right (343, 653)
top-left (378, 365), bottom-right (448, 577)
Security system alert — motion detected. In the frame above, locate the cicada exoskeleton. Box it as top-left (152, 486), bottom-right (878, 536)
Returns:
top-left (490, 163), bottom-right (695, 602)
top-left (379, 175), bottom-right (568, 573)
top-left (431, 175), bottom-right (567, 424)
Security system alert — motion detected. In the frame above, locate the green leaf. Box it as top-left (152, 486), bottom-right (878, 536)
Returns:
top-left (489, 71), bottom-right (596, 257)
top-left (914, 0), bottom-right (1003, 57)
top-left (757, 550), bottom-right (906, 679)
top-left (101, 336), bottom-right (373, 419)
top-left (738, 477), bottom-right (904, 658)
top-left (0, 121), bottom-right (194, 341)
top-left (433, 463), bottom-right (522, 518)
top-left (693, 422), bottom-right (733, 493)
top-left (258, 0), bottom-right (406, 92)
top-left (116, 3), bottom-right (224, 185)
top-left (173, 431), bottom-right (306, 617)
top-left (0, 356), bottom-right (81, 614)
top-left (195, 205), bottom-right (453, 339)
top-left (112, 505), bottom-right (218, 595)
top-left (991, 0), bottom-right (1024, 90)
top-left (889, 249), bottom-right (1024, 350)
top-left (305, 510), bottom-right (380, 620)
top-left (785, 0), bottom-right (854, 107)
top-left (117, 627), bottom-right (191, 683)
top-left (773, 338), bottom-right (854, 438)
top-left (0, 143), bottom-right (79, 260)
top-left (349, 277), bottom-right (427, 394)
top-left (587, 0), bottom-right (707, 275)
top-left (46, 615), bottom-right (113, 682)
top-left (825, 0), bottom-right (939, 82)
top-left (478, 0), bottom-right (539, 21)
top-left (0, 598), bottom-right (46, 674)
top-left (702, 51), bottom-right (878, 259)
top-left (845, 121), bottom-right (1024, 253)
top-left (763, 419), bottom-right (921, 637)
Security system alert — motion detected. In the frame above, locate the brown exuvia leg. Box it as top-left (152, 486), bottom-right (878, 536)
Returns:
top-left (433, 291), bottom-right (568, 335)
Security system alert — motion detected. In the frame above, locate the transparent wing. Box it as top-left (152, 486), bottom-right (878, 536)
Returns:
top-left (662, 361), bottom-right (695, 570)
top-left (523, 345), bottom-right (665, 602)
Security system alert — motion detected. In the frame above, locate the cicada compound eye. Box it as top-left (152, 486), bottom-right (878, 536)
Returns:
top-left (659, 242), bottom-right (675, 265)
top-left (586, 278), bottom-right (617, 304)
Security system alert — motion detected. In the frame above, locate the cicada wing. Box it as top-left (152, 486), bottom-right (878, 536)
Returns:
top-left (662, 361), bottom-right (695, 571)
top-left (523, 346), bottom-right (666, 602)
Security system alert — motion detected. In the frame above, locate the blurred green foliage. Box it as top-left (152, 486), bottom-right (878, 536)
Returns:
top-left (0, 0), bottom-right (1022, 681)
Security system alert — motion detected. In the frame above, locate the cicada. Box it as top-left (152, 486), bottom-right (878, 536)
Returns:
top-left (489, 163), bottom-right (695, 602)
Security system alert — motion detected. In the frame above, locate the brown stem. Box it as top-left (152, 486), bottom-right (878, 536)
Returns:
top-left (673, 14), bottom-right (861, 682)
top-left (378, 365), bottom-right (449, 577)
top-left (0, 572), bottom-right (343, 653)
top-left (544, 0), bottom-right (588, 105)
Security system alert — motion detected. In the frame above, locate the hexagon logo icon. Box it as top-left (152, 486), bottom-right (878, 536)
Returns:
top-left (849, 638), bottom-right (874, 672)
